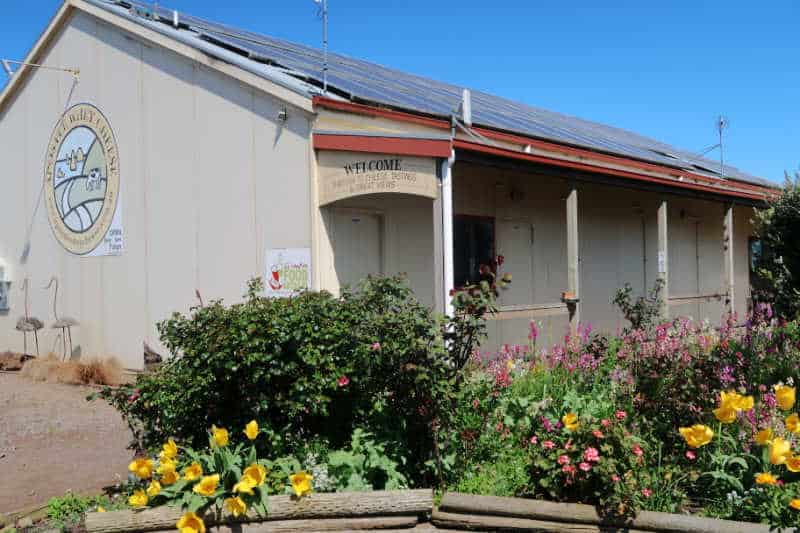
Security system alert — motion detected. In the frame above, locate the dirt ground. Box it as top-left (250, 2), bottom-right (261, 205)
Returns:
top-left (0, 371), bottom-right (133, 514)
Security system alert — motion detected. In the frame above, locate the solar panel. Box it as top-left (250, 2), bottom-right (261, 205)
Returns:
top-left (97, 0), bottom-right (766, 186)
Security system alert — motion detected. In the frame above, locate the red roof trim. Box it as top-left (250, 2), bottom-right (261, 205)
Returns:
top-left (314, 133), bottom-right (451, 158)
top-left (312, 97), bottom-right (770, 198)
top-left (453, 139), bottom-right (765, 201)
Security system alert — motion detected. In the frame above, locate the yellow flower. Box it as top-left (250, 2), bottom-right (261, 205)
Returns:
top-left (211, 425), bottom-right (229, 447)
top-left (561, 413), bottom-right (580, 432)
top-left (193, 474), bottom-right (220, 497)
top-left (96, 506), bottom-right (106, 513)
top-left (791, 499), bottom-right (800, 511)
top-left (128, 458), bottom-right (154, 479)
top-left (176, 511), bottom-right (206, 533)
top-left (755, 472), bottom-right (778, 485)
top-left (243, 464), bottom-right (267, 486)
top-left (157, 459), bottom-right (176, 475)
top-left (128, 489), bottom-right (148, 508)
top-left (161, 466), bottom-right (179, 486)
top-left (183, 462), bottom-right (203, 481)
top-left (775, 385), bottom-right (796, 411)
top-left (733, 395), bottom-right (754, 411)
top-left (755, 428), bottom-right (774, 446)
top-left (770, 437), bottom-right (792, 465)
top-left (289, 471), bottom-right (313, 498)
top-left (787, 456), bottom-right (800, 473)
top-left (146, 480), bottom-right (162, 497)
top-left (225, 496), bottom-right (247, 517)
top-left (713, 405), bottom-right (737, 424)
top-left (244, 420), bottom-right (259, 441)
top-left (678, 425), bottom-right (714, 448)
top-left (717, 391), bottom-right (754, 417)
top-left (160, 438), bottom-right (178, 461)
top-left (787, 414), bottom-right (800, 434)
top-left (233, 477), bottom-right (256, 495)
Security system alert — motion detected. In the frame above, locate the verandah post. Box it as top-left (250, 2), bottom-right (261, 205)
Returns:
top-left (723, 204), bottom-right (735, 312)
top-left (566, 185), bottom-right (580, 330)
top-left (657, 200), bottom-right (670, 318)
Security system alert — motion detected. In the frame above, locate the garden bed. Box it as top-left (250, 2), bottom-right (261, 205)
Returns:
top-left (80, 491), bottom-right (778, 532)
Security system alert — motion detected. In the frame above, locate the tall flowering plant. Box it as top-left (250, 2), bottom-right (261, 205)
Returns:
top-left (676, 385), bottom-right (800, 527)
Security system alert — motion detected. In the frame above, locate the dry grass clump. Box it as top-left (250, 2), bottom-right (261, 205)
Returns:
top-left (20, 354), bottom-right (124, 386)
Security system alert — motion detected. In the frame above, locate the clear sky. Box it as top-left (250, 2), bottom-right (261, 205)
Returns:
top-left (2, 0), bottom-right (797, 183)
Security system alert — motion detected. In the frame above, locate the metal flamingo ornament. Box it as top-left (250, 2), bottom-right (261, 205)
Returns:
top-left (15, 278), bottom-right (43, 356)
top-left (43, 276), bottom-right (79, 361)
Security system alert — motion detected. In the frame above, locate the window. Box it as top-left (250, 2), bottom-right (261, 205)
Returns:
top-left (748, 237), bottom-right (762, 275)
top-left (454, 215), bottom-right (495, 288)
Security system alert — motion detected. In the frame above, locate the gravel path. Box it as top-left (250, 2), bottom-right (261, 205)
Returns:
top-left (0, 372), bottom-right (132, 513)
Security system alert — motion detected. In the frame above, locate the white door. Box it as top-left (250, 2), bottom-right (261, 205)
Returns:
top-left (496, 219), bottom-right (534, 307)
top-left (331, 210), bottom-right (383, 290)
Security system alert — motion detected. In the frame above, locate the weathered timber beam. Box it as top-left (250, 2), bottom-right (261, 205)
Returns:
top-left (84, 490), bottom-right (432, 533)
top-left (432, 509), bottom-right (641, 532)
top-left (151, 515), bottom-right (419, 532)
top-left (439, 493), bottom-right (775, 533)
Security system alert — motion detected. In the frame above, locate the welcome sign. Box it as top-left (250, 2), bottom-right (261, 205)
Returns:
top-left (317, 151), bottom-right (438, 206)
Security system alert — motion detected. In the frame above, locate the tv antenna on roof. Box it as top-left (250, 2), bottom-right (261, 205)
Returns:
top-left (717, 115), bottom-right (729, 179)
top-left (312, 0), bottom-right (329, 95)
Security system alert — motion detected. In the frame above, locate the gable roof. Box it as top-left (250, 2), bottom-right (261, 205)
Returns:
top-left (4, 0), bottom-right (770, 188)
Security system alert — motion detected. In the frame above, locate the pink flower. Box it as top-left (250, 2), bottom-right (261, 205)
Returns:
top-left (578, 462), bottom-right (592, 472)
top-left (685, 450), bottom-right (696, 460)
top-left (592, 430), bottom-right (604, 439)
top-left (584, 447), bottom-right (600, 463)
top-left (615, 410), bottom-right (627, 421)
top-left (529, 435), bottom-right (538, 445)
top-left (611, 474), bottom-right (621, 483)
top-left (371, 342), bottom-right (381, 351)
top-left (472, 399), bottom-right (480, 408)
top-left (562, 464), bottom-right (576, 475)
top-left (542, 440), bottom-right (555, 450)
top-left (631, 444), bottom-right (643, 457)
top-left (557, 455), bottom-right (571, 465)
top-left (641, 488), bottom-right (652, 498)
top-left (337, 375), bottom-right (350, 387)
top-left (600, 419), bottom-right (611, 428)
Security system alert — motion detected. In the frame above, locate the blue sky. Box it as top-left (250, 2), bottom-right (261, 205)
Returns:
top-left (2, 0), bottom-right (797, 183)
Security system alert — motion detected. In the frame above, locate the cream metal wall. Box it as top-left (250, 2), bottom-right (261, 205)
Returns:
top-left (0, 10), bottom-right (312, 369)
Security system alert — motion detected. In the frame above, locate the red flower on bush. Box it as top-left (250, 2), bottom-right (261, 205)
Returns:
top-left (337, 376), bottom-right (350, 387)
top-left (584, 447), bottom-right (600, 462)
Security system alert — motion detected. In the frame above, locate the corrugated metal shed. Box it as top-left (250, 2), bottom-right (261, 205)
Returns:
top-left (92, 0), bottom-right (767, 186)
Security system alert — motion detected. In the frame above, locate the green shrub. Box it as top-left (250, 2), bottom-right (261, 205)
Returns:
top-left (46, 491), bottom-right (115, 531)
top-left (326, 428), bottom-right (408, 491)
top-left (454, 448), bottom-right (530, 497)
top-left (754, 171), bottom-right (800, 317)
top-left (92, 275), bottom-right (481, 486)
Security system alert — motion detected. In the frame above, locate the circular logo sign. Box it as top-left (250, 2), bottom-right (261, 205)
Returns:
top-left (44, 103), bottom-right (120, 255)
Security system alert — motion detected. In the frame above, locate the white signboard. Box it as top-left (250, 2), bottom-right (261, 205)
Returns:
top-left (265, 248), bottom-right (311, 298)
